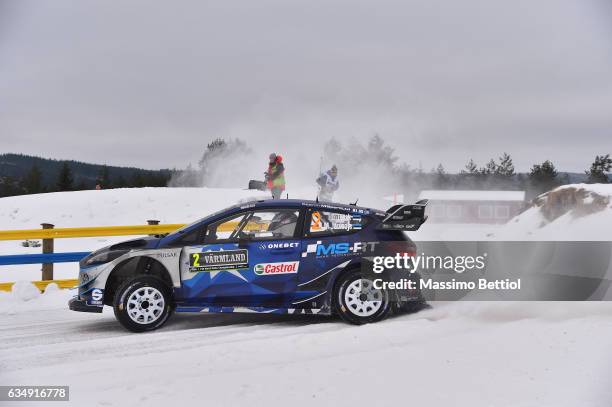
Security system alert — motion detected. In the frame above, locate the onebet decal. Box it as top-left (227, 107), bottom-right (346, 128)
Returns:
top-left (254, 261), bottom-right (300, 275)
top-left (258, 242), bottom-right (300, 250)
top-left (301, 241), bottom-right (379, 258)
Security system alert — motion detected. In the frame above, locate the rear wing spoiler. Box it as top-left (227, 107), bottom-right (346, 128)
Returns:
top-left (377, 199), bottom-right (429, 231)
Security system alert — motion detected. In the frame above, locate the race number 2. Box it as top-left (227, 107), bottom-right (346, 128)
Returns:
top-left (190, 253), bottom-right (201, 268)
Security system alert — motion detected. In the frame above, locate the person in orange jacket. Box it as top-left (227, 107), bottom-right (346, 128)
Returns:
top-left (265, 153), bottom-right (286, 199)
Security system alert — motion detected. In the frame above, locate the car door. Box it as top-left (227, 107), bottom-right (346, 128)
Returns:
top-left (297, 207), bottom-right (370, 297)
top-left (178, 208), bottom-right (303, 308)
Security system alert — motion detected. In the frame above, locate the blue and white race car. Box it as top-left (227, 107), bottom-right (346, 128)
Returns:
top-left (69, 199), bottom-right (428, 332)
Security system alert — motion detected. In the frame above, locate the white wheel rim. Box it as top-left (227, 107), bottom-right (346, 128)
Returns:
top-left (343, 278), bottom-right (384, 317)
top-left (126, 286), bottom-right (165, 325)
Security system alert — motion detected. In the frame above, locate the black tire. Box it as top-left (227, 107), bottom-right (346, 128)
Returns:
top-left (113, 275), bottom-right (173, 332)
top-left (333, 271), bottom-right (391, 325)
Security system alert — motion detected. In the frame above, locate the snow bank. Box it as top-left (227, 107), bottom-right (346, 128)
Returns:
top-left (0, 281), bottom-right (72, 315)
top-left (496, 184), bottom-right (612, 240)
top-left (0, 187), bottom-right (272, 229)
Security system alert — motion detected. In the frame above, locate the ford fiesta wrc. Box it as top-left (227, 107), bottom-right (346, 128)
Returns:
top-left (69, 198), bottom-right (428, 332)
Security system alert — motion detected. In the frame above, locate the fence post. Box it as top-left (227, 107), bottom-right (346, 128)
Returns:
top-left (41, 223), bottom-right (54, 281)
top-left (147, 220), bottom-right (160, 236)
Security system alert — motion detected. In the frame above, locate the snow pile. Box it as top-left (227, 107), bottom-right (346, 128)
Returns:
top-left (0, 282), bottom-right (71, 315)
top-left (9, 280), bottom-right (41, 301)
top-left (492, 184), bottom-right (612, 241)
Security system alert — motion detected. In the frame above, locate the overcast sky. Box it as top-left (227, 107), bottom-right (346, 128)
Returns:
top-left (1, 0), bottom-right (611, 172)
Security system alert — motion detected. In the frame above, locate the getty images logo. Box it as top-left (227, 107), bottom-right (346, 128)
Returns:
top-left (301, 241), bottom-right (379, 258)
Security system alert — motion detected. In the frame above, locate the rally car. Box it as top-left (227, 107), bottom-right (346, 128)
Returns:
top-left (69, 198), bottom-right (428, 332)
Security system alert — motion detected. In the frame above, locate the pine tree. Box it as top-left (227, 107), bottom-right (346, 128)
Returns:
top-left (586, 154), bottom-right (612, 183)
top-left (24, 164), bottom-right (42, 194)
top-left (457, 158), bottom-right (480, 189)
top-left (75, 180), bottom-right (87, 191)
top-left (114, 175), bottom-right (127, 188)
top-left (98, 165), bottom-right (111, 189)
top-left (0, 176), bottom-right (25, 197)
top-left (496, 153), bottom-right (515, 177)
top-left (529, 160), bottom-right (559, 194)
top-left (462, 159), bottom-right (478, 174)
top-left (433, 163), bottom-right (449, 188)
top-left (56, 162), bottom-right (74, 191)
top-left (131, 172), bottom-right (145, 187)
top-left (481, 159), bottom-right (497, 175)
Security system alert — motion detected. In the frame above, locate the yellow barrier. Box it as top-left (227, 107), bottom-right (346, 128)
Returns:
top-left (0, 222), bottom-right (270, 241)
top-left (0, 224), bottom-right (186, 241)
top-left (0, 278), bottom-right (79, 292)
top-left (0, 219), bottom-right (272, 288)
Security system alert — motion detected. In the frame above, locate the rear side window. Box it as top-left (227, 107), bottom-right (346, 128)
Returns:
top-left (240, 210), bottom-right (300, 239)
top-left (306, 210), bottom-right (368, 236)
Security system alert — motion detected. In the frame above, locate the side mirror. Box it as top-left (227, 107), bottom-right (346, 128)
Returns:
top-left (238, 237), bottom-right (250, 248)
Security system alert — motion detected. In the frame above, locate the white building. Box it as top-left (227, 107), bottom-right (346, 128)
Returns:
top-left (418, 190), bottom-right (526, 224)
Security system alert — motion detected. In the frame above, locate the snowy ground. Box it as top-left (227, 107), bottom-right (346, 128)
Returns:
top-left (1, 185), bottom-right (612, 406)
top-left (1, 288), bottom-right (611, 407)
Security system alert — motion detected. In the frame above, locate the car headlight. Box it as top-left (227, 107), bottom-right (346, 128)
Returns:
top-left (83, 249), bottom-right (129, 267)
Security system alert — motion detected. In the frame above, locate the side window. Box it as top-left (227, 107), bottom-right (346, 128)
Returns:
top-left (241, 210), bottom-right (300, 240)
top-left (204, 210), bottom-right (300, 243)
top-left (307, 210), bottom-right (367, 236)
top-left (205, 213), bottom-right (248, 243)
top-left (175, 227), bottom-right (203, 246)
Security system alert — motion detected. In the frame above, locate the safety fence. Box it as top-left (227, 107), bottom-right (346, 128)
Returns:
top-left (0, 219), bottom-right (270, 292)
top-left (0, 221), bottom-right (186, 292)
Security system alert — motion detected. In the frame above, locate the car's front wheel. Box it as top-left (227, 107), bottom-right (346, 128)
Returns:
top-left (113, 275), bottom-right (173, 332)
top-left (333, 271), bottom-right (391, 324)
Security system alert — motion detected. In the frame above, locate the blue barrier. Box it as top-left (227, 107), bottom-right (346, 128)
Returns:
top-left (0, 252), bottom-right (91, 266)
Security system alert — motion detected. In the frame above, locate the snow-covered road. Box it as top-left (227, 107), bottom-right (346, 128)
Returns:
top-left (1, 289), bottom-right (611, 407)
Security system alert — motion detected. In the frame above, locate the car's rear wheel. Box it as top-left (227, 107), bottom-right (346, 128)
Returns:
top-left (334, 271), bottom-right (391, 324)
top-left (113, 275), bottom-right (173, 332)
